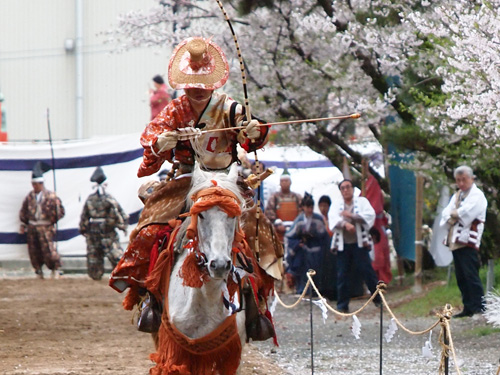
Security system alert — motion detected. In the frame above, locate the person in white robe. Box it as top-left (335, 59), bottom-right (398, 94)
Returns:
top-left (329, 179), bottom-right (381, 313)
top-left (440, 165), bottom-right (487, 318)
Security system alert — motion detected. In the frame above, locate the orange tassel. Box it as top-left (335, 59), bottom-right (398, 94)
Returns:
top-left (179, 250), bottom-right (209, 288)
top-left (122, 287), bottom-right (140, 310)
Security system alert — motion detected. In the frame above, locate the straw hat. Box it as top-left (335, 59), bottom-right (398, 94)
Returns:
top-left (168, 37), bottom-right (229, 90)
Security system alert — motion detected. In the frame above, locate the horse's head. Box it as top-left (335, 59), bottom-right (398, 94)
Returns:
top-left (186, 163), bottom-right (244, 280)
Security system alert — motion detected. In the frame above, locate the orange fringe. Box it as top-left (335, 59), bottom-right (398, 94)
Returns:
top-left (149, 313), bottom-right (241, 375)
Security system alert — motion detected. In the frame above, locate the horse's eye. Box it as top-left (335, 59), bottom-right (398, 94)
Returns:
top-left (198, 213), bottom-right (204, 220)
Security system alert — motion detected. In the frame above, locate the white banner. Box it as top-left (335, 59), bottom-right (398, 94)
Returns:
top-left (1, 138), bottom-right (343, 262)
top-left (0, 133), bottom-right (165, 261)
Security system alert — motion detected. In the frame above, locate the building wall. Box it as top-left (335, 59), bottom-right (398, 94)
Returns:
top-left (0, 0), bottom-right (170, 141)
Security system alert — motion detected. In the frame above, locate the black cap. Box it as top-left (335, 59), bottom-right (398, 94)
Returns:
top-left (153, 75), bottom-right (164, 85)
top-left (158, 169), bottom-right (168, 180)
top-left (32, 161), bottom-right (51, 182)
top-left (301, 192), bottom-right (314, 207)
top-left (90, 167), bottom-right (107, 185)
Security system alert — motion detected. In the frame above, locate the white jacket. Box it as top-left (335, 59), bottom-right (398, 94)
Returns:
top-left (330, 196), bottom-right (375, 251)
top-left (440, 184), bottom-right (487, 250)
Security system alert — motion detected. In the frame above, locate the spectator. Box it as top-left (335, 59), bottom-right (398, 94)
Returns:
top-left (79, 167), bottom-right (129, 281)
top-left (330, 179), bottom-right (381, 313)
top-left (285, 193), bottom-right (329, 294)
top-left (318, 195), bottom-right (337, 300)
top-left (265, 168), bottom-right (302, 243)
top-left (149, 75), bottom-right (171, 120)
top-left (440, 165), bottom-right (487, 318)
top-left (19, 162), bottom-right (65, 279)
top-left (318, 195), bottom-right (333, 237)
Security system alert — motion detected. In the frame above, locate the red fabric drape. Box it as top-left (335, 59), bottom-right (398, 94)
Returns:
top-left (365, 175), bottom-right (393, 284)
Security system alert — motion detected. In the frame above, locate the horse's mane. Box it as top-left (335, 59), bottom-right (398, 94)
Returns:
top-left (173, 163), bottom-right (246, 254)
top-left (186, 164), bottom-right (245, 210)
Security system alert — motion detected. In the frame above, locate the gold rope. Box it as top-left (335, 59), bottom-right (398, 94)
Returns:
top-left (274, 270), bottom-right (475, 374)
top-left (276, 270), bottom-right (442, 332)
top-left (438, 306), bottom-right (463, 375)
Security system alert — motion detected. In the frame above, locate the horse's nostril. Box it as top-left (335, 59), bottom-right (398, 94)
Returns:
top-left (209, 259), bottom-right (231, 272)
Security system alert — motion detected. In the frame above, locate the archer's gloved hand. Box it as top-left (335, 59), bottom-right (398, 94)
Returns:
top-left (177, 127), bottom-right (202, 141)
top-left (156, 131), bottom-right (178, 152)
top-left (243, 119), bottom-right (261, 140)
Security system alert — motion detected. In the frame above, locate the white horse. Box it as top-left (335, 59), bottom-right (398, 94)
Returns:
top-left (149, 162), bottom-right (250, 375)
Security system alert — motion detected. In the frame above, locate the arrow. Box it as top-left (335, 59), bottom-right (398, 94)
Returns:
top-left (199, 112), bottom-right (361, 135)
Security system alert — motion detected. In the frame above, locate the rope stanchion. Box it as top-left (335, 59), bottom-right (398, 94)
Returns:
top-left (272, 269), bottom-right (475, 375)
top-left (438, 304), bottom-right (462, 375)
top-left (379, 287), bottom-right (383, 375)
top-left (309, 277), bottom-right (314, 375)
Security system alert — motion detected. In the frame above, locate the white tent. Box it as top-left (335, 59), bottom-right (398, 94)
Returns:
top-left (245, 145), bottom-right (344, 213)
top-left (0, 139), bottom-right (343, 261)
top-left (0, 133), bottom-right (159, 261)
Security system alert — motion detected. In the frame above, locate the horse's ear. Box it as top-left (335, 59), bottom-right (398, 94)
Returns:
top-left (227, 162), bottom-right (239, 182)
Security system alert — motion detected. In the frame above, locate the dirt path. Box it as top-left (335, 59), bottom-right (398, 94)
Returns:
top-left (0, 277), bottom-right (283, 375)
top-left (1, 276), bottom-right (498, 374)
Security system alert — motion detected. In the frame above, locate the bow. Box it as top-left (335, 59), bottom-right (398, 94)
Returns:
top-left (213, 0), bottom-right (262, 260)
top-left (214, 0), bottom-right (252, 121)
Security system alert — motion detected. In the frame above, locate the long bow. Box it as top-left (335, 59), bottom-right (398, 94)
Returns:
top-left (213, 0), bottom-right (262, 260)
top-left (214, 0), bottom-right (252, 121)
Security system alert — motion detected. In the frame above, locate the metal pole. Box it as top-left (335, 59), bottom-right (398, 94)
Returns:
top-left (75, 0), bottom-right (84, 139)
top-left (379, 303), bottom-right (383, 375)
top-left (46, 109), bottom-right (58, 246)
top-left (309, 283), bottom-right (314, 375)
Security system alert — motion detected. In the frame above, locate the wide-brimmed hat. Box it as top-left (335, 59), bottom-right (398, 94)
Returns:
top-left (168, 37), bottom-right (229, 90)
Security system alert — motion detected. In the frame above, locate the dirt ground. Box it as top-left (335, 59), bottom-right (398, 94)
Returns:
top-left (1, 275), bottom-right (499, 375)
top-left (0, 276), bottom-right (283, 375)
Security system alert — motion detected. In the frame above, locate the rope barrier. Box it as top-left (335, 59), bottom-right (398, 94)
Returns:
top-left (439, 308), bottom-right (462, 375)
top-left (273, 269), bottom-right (475, 375)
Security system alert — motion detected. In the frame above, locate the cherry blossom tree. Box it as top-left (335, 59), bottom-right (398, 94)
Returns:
top-left (402, 0), bottom-right (500, 258)
top-left (105, 0), bottom-right (433, 190)
top-left (106, 0), bottom-right (500, 256)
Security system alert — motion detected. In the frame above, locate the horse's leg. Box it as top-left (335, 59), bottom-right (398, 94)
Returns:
top-left (235, 304), bottom-right (246, 375)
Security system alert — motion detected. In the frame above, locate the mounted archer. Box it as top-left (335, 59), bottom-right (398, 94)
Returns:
top-left (110, 36), bottom-right (283, 343)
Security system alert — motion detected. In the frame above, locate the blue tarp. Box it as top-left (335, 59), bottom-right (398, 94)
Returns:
top-left (388, 145), bottom-right (416, 261)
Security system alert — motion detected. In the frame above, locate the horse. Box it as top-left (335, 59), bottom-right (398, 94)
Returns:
top-left (146, 162), bottom-right (257, 375)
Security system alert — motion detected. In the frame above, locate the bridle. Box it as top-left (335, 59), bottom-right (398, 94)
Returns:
top-left (179, 180), bottom-right (254, 313)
